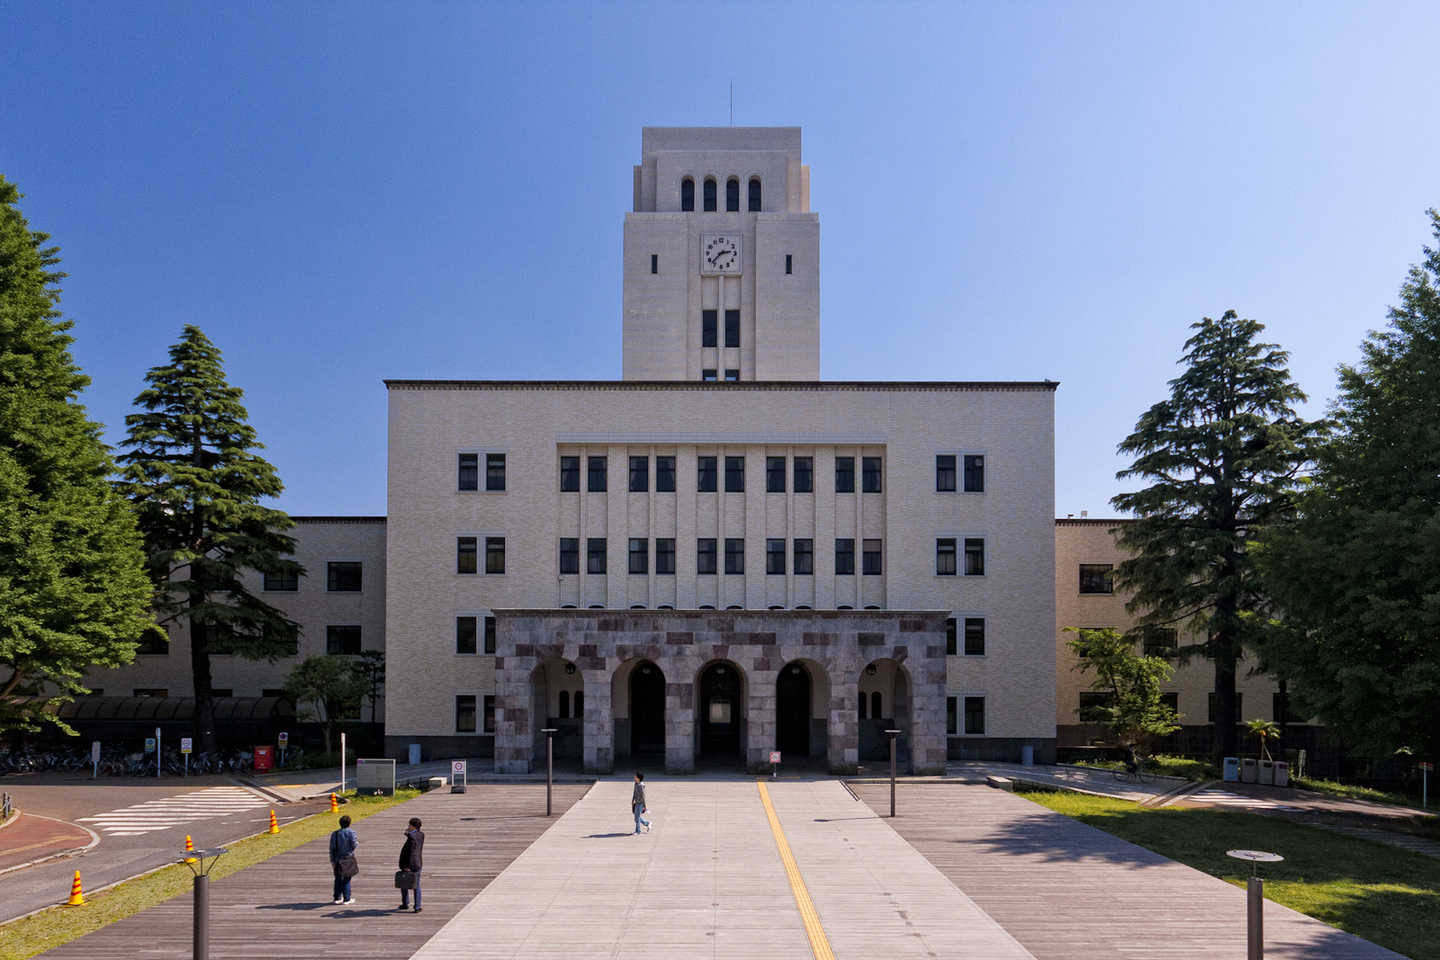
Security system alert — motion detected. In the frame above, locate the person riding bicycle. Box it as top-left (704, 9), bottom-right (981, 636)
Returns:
top-left (1120, 743), bottom-right (1139, 774)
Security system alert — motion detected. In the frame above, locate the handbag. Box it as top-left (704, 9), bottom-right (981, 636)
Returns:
top-left (394, 870), bottom-right (418, 890)
top-left (336, 855), bottom-right (359, 878)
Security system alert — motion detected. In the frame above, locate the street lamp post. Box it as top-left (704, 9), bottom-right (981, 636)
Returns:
top-left (885, 729), bottom-right (901, 817)
top-left (541, 728), bottom-right (557, 816)
top-left (1227, 849), bottom-right (1283, 960)
top-left (178, 847), bottom-right (227, 960)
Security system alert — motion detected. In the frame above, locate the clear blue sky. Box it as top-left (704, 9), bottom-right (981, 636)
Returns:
top-left (4, 2), bottom-right (1438, 517)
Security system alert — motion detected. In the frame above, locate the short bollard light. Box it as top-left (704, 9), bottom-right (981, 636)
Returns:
top-left (541, 728), bottom-right (557, 816)
top-left (885, 729), bottom-right (901, 817)
top-left (1227, 849), bottom-right (1283, 960)
top-left (178, 846), bottom-right (227, 960)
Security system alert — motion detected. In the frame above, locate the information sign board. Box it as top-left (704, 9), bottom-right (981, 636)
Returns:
top-left (145, 737), bottom-right (156, 753)
top-left (769, 751), bottom-right (781, 764)
top-left (180, 738), bottom-right (193, 754)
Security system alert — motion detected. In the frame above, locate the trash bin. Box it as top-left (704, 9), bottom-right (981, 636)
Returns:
top-left (1241, 758), bottom-right (1257, 783)
top-left (1020, 745), bottom-right (1035, 767)
top-left (408, 743), bottom-right (422, 765)
top-left (1273, 761), bottom-right (1290, 788)
top-left (1258, 759), bottom-right (1274, 785)
top-left (1223, 757), bottom-right (1241, 782)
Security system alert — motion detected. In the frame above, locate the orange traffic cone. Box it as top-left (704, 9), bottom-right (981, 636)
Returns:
top-left (268, 810), bottom-right (279, 834)
top-left (185, 835), bottom-right (196, 863)
top-left (329, 793), bottom-right (338, 813)
top-left (65, 870), bottom-right (85, 906)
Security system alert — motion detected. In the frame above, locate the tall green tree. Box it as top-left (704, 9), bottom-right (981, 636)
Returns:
top-left (0, 176), bottom-right (154, 733)
top-left (1257, 212), bottom-right (1440, 762)
top-left (117, 326), bottom-right (302, 754)
top-left (1112, 310), bottom-right (1320, 760)
top-left (282, 655), bottom-right (364, 755)
top-left (1066, 628), bottom-right (1180, 751)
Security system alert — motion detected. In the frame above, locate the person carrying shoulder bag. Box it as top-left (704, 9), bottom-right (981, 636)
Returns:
top-left (396, 817), bottom-right (424, 913)
top-left (329, 814), bottom-right (359, 905)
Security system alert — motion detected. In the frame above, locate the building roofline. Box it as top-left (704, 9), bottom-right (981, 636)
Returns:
top-left (493, 608), bottom-right (953, 619)
top-left (1055, 517), bottom-right (1128, 526)
top-left (291, 516), bottom-right (387, 524)
top-left (384, 379), bottom-right (1059, 393)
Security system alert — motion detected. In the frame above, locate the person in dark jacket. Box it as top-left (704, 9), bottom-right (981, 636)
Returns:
top-left (397, 817), bottom-right (424, 912)
top-left (329, 814), bottom-right (359, 905)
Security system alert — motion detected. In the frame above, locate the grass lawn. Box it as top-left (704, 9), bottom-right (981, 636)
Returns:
top-left (1293, 776), bottom-right (1433, 813)
top-left (1019, 790), bottom-right (1440, 960)
top-left (0, 788), bottom-right (421, 960)
top-left (1069, 754), bottom-right (1218, 780)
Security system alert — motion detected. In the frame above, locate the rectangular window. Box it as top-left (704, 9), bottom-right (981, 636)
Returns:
top-left (1079, 563), bottom-right (1113, 594)
top-left (1143, 628), bottom-right (1178, 659)
top-left (483, 695), bottom-right (496, 733)
top-left (785, 254), bottom-right (793, 275)
top-left (326, 625), bottom-right (362, 656)
top-left (587, 538), bottom-right (607, 575)
top-left (587, 456), bottom-right (607, 492)
top-left (457, 537), bottom-right (477, 574)
top-left (655, 456), bottom-right (676, 492)
top-left (862, 539), bottom-right (883, 576)
top-left (456, 616), bottom-right (477, 655)
top-left (724, 309), bottom-right (740, 348)
top-left (965, 618), bottom-right (986, 656)
top-left (835, 538), bottom-right (855, 576)
top-left (702, 369), bottom-right (717, 381)
top-left (1162, 691), bottom-right (1179, 714)
top-left (136, 632), bottom-right (168, 655)
top-left (835, 456), bottom-right (855, 493)
top-left (458, 452), bottom-right (478, 491)
top-left (485, 537), bottom-right (506, 574)
top-left (702, 309), bottom-right (718, 348)
top-left (766, 539), bottom-right (786, 575)
top-left (1080, 691), bottom-right (1111, 717)
top-left (629, 456), bottom-right (649, 492)
top-left (559, 538), bottom-right (579, 575)
top-left (793, 456), bottom-right (813, 493)
top-left (650, 253), bottom-right (658, 274)
top-left (725, 456), bottom-right (744, 492)
top-left (946, 618), bottom-right (958, 655)
top-left (134, 688), bottom-right (168, 698)
top-left (964, 696), bottom-right (986, 735)
top-left (862, 457), bottom-right (882, 492)
top-left (629, 538), bottom-right (648, 575)
top-left (1208, 692), bottom-right (1243, 724)
top-left (263, 569), bottom-right (298, 592)
top-left (936, 454), bottom-right (956, 492)
top-left (964, 538), bottom-right (985, 576)
top-left (697, 456), bottom-right (718, 492)
top-left (704, 178), bottom-right (717, 211)
top-left (793, 539), bottom-right (813, 575)
top-left (1272, 691), bottom-right (1288, 725)
top-left (697, 538), bottom-right (717, 575)
top-left (766, 456), bottom-right (786, 492)
top-left (655, 538), bottom-right (676, 575)
top-left (484, 616), bottom-right (496, 654)
top-left (327, 561), bottom-right (362, 592)
top-left (456, 695), bottom-right (477, 733)
top-left (724, 369), bottom-right (740, 381)
top-left (964, 455), bottom-right (985, 493)
top-left (725, 538), bottom-right (745, 575)
top-left (485, 453), bottom-right (506, 491)
top-left (560, 456), bottom-right (580, 492)
top-left (947, 697), bottom-right (958, 735)
top-left (936, 538), bottom-right (957, 576)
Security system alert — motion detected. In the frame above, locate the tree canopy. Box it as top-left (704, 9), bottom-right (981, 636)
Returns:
top-left (0, 176), bottom-right (154, 733)
top-left (1066, 627), bottom-right (1179, 750)
top-left (1257, 211), bottom-right (1440, 762)
top-left (1112, 310), bottom-right (1320, 759)
top-left (116, 325), bottom-right (302, 753)
top-left (283, 655), bottom-right (364, 755)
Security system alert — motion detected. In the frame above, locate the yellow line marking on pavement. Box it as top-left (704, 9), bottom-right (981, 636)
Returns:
top-left (757, 780), bottom-right (835, 960)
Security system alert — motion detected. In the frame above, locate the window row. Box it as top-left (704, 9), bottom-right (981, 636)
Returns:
top-left (557, 455), bottom-right (882, 494)
top-left (946, 695), bottom-right (986, 735)
top-left (681, 176), bottom-right (762, 212)
top-left (458, 453), bottom-right (506, 492)
top-left (262, 560), bottom-right (362, 593)
top-left (554, 537), bottom-right (884, 576)
top-left (456, 537), bottom-right (507, 575)
top-left (935, 538), bottom-right (985, 576)
top-left (1073, 625), bottom-right (1179, 660)
top-left (701, 309), bottom-right (741, 348)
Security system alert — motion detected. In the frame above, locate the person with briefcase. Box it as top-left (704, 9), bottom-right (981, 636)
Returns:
top-left (395, 817), bottom-right (424, 912)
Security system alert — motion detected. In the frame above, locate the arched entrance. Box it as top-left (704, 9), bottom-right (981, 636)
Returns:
top-left (629, 660), bottom-right (666, 757)
top-left (776, 661), bottom-right (812, 757)
top-left (531, 659), bottom-right (584, 765)
top-left (698, 661), bottom-right (743, 760)
top-left (858, 658), bottom-right (911, 762)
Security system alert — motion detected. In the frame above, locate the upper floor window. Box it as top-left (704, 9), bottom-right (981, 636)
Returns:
top-left (703, 177), bottom-right (717, 212)
top-left (629, 538), bottom-right (648, 575)
top-left (327, 625), bottom-right (362, 655)
top-left (698, 456), bottom-right (718, 492)
top-left (794, 539), bottom-right (813, 575)
top-left (327, 561), bottom-right (362, 592)
top-left (748, 177), bottom-right (761, 212)
top-left (862, 457), bottom-right (882, 493)
top-left (1079, 563), bottom-right (1114, 594)
top-left (456, 616), bottom-right (478, 655)
top-left (560, 456), bottom-right (580, 492)
top-left (656, 456), bottom-right (676, 492)
top-left (703, 309), bottom-right (718, 348)
top-left (587, 456), bottom-right (607, 492)
top-left (964, 617), bottom-right (986, 656)
top-left (835, 457), bottom-right (855, 493)
top-left (964, 696), bottom-right (986, 735)
top-left (486, 454), bottom-right (506, 491)
top-left (794, 457), bottom-right (813, 493)
top-left (726, 177), bottom-right (740, 212)
top-left (702, 369), bottom-right (717, 382)
top-left (656, 538), bottom-right (676, 575)
top-left (964, 538), bottom-right (985, 576)
top-left (936, 539), bottom-right (957, 576)
top-left (766, 456), bottom-right (786, 492)
top-left (587, 538), bottom-right (607, 575)
top-left (936, 454), bottom-right (956, 492)
top-left (724, 369), bottom-right (740, 382)
top-left (681, 177), bottom-right (695, 212)
top-left (964, 455), bottom-right (985, 492)
top-left (724, 309), bottom-right (740, 348)
top-left (725, 538), bottom-right (745, 575)
top-left (1143, 628), bottom-right (1178, 659)
top-left (485, 537), bottom-right (506, 575)
top-left (835, 538), bottom-right (855, 576)
top-left (785, 254), bottom-right (792, 274)
top-left (862, 539), bottom-right (883, 576)
top-left (459, 452), bottom-right (478, 491)
top-left (559, 538), bottom-right (579, 575)
top-left (650, 253), bottom-right (658, 274)
top-left (629, 456), bottom-right (649, 492)
top-left (264, 569), bottom-right (299, 592)
top-left (697, 538), bottom-right (718, 575)
top-left (766, 539), bottom-right (786, 575)
top-left (457, 537), bottom-right (478, 575)
top-left (725, 456), bottom-right (745, 492)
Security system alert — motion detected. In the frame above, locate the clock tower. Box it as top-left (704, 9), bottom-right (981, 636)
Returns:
top-left (622, 127), bottom-right (820, 381)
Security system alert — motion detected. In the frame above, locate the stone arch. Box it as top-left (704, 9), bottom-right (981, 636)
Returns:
top-left (530, 658), bottom-right (584, 763)
top-left (695, 659), bottom-right (747, 766)
top-left (858, 657), bottom-right (912, 763)
top-left (775, 658), bottom-right (831, 761)
top-left (611, 657), bottom-right (666, 761)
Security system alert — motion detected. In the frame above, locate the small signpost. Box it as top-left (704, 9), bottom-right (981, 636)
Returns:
top-left (181, 738), bottom-right (193, 777)
top-left (769, 750), bottom-right (781, 779)
top-left (156, 726), bottom-right (162, 779)
top-left (885, 729), bottom-right (901, 817)
top-left (542, 729), bottom-right (556, 815)
top-left (340, 732), bottom-right (346, 796)
top-left (91, 741), bottom-right (100, 780)
top-left (451, 759), bottom-right (467, 794)
top-left (1422, 761), bottom-right (1433, 809)
top-left (277, 731), bottom-right (288, 766)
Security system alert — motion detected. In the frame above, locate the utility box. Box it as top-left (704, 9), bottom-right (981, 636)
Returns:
top-left (1223, 757), bottom-right (1241, 782)
top-left (1241, 758), bottom-right (1258, 783)
top-left (408, 743), bottom-right (422, 765)
top-left (356, 758), bottom-right (396, 796)
top-left (1258, 759), bottom-right (1275, 785)
top-left (1273, 761), bottom-right (1290, 787)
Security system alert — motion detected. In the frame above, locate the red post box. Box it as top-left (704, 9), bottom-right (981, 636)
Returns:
top-left (254, 745), bottom-right (275, 772)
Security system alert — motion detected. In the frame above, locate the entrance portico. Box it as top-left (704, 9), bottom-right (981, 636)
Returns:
top-left (493, 609), bottom-right (948, 775)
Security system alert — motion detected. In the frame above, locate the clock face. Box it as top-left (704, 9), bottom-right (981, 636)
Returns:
top-left (701, 234), bottom-right (741, 275)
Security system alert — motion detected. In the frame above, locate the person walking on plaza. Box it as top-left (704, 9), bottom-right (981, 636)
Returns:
top-left (632, 772), bottom-right (650, 834)
top-left (397, 817), bottom-right (424, 913)
top-left (329, 814), bottom-right (359, 905)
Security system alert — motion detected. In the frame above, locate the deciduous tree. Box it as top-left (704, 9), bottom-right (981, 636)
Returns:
top-left (283, 655), bottom-right (364, 755)
top-left (1066, 628), bottom-right (1179, 750)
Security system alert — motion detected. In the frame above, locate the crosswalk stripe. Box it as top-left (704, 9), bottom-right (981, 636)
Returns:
top-left (79, 786), bottom-right (270, 835)
top-left (1190, 788), bottom-right (1301, 811)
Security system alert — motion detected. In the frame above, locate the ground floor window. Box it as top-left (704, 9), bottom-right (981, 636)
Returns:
top-left (964, 696), bottom-right (985, 735)
top-left (456, 695), bottom-right (477, 733)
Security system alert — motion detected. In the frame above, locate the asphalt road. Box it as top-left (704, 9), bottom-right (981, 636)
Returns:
top-left (0, 772), bottom-right (325, 924)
